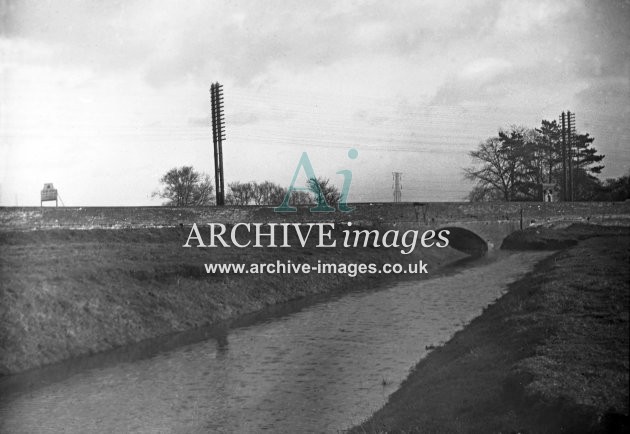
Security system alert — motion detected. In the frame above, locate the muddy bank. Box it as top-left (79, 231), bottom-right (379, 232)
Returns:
top-left (501, 222), bottom-right (628, 250)
top-left (352, 225), bottom-right (629, 433)
top-left (0, 226), bottom-right (465, 375)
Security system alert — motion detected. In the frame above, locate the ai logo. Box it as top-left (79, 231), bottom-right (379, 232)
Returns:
top-left (274, 148), bottom-right (358, 213)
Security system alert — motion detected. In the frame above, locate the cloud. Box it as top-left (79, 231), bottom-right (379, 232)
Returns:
top-left (572, 1), bottom-right (630, 80)
top-left (187, 116), bottom-right (210, 127)
top-left (459, 58), bottom-right (513, 81)
top-left (575, 77), bottom-right (630, 146)
top-left (430, 58), bottom-right (517, 106)
top-left (493, 0), bottom-right (573, 35)
top-left (3, 0), bottom-right (630, 205)
top-left (0, 0), bottom-right (515, 88)
top-left (230, 112), bottom-right (260, 126)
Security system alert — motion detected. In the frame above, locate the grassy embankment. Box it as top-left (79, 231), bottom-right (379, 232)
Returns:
top-left (352, 224), bottom-right (629, 434)
top-left (0, 225), bottom-right (464, 375)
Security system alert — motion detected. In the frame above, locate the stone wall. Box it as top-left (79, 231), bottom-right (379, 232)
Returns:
top-left (1, 201), bottom-right (629, 231)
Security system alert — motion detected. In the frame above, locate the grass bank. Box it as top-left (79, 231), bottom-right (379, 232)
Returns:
top-left (352, 224), bottom-right (629, 434)
top-left (0, 226), bottom-right (464, 375)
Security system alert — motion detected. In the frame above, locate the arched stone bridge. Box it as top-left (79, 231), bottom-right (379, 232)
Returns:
top-left (1, 202), bottom-right (629, 255)
top-left (346, 202), bottom-right (630, 255)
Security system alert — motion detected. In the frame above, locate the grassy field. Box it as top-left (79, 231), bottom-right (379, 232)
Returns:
top-left (351, 224), bottom-right (629, 433)
top-left (0, 225), bottom-right (464, 375)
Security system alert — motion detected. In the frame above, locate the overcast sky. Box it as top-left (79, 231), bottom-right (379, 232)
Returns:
top-left (1, 0), bottom-right (628, 206)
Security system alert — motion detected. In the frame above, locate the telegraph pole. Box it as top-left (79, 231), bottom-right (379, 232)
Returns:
top-left (560, 111), bottom-right (567, 201)
top-left (210, 82), bottom-right (226, 206)
top-left (567, 111), bottom-right (575, 202)
top-left (392, 172), bottom-right (402, 202)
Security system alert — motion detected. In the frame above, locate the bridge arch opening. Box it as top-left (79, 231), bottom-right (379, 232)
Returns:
top-left (440, 227), bottom-right (488, 256)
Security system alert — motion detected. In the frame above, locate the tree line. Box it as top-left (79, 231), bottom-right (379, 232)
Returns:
top-left (153, 166), bottom-right (341, 207)
top-left (153, 123), bottom-right (629, 207)
top-left (464, 120), bottom-right (628, 201)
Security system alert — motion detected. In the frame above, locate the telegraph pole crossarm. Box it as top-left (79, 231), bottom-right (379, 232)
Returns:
top-left (210, 82), bottom-right (226, 206)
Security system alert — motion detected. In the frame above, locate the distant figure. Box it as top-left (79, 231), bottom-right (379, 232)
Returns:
top-left (545, 189), bottom-right (553, 202)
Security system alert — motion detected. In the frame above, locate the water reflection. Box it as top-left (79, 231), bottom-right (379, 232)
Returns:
top-left (0, 251), bottom-right (550, 433)
top-left (215, 329), bottom-right (229, 358)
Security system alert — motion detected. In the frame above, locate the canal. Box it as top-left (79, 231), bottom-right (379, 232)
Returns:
top-left (0, 251), bottom-right (550, 433)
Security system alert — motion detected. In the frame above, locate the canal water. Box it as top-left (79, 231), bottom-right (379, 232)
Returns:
top-left (0, 251), bottom-right (550, 433)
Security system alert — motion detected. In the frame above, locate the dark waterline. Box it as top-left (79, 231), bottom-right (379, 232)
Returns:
top-left (0, 251), bottom-right (488, 398)
top-left (0, 251), bottom-right (551, 433)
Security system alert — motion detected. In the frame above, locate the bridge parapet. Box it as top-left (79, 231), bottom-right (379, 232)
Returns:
top-left (1, 202), bottom-right (629, 233)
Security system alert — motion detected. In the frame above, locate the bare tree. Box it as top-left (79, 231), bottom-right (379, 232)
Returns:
top-left (307, 177), bottom-right (341, 207)
top-left (153, 166), bottom-right (214, 206)
top-left (466, 123), bottom-right (605, 201)
top-left (251, 181), bottom-right (287, 206)
top-left (226, 181), bottom-right (256, 205)
top-left (464, 137), bottom-right (519, 201)
top-left (465, 184), bottom-right (504, 202)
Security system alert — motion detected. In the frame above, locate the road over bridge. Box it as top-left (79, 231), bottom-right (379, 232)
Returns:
top-left (2, 202), bottom-right (629, 255)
